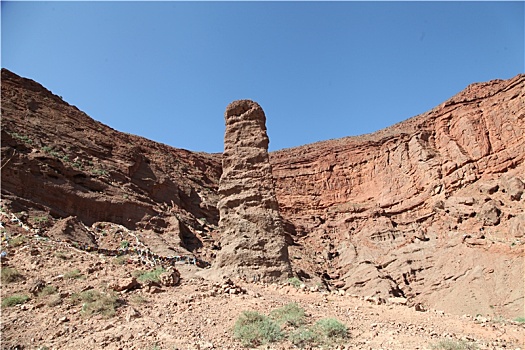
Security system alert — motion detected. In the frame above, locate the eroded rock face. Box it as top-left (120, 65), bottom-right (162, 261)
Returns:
top-left (210, 100), bottom-right (292, 281)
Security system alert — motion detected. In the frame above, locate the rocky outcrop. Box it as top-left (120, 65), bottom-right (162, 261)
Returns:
top-left (271, 74), bottom-right (525, 318)
top-left (1, 68), bottom-right (221, 263)
top-left (1, 68), bottom-right (523, 318)
top-left (207, 100), bottom-right (292, 281)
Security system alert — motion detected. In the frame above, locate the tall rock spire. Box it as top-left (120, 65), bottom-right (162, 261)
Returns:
top-left (208, 100), bottom-right (292, 281)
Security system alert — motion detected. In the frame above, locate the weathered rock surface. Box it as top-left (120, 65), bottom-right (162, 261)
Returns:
top-left (1, 68), bottom-right (220, 262)
top-left (271, 74), bottom-right (525, 317)
top-left (1, 68), bottom-right (524, 318)
top-left (206, 100), bottom-right (292, 281)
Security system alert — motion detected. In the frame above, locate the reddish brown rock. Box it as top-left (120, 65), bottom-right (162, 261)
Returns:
top-left (2, 68), bottom-right (524, 319)
top-left (206, 100), bottom-right (292, 282)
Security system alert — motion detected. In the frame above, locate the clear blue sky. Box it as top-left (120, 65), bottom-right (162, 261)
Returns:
top-left (2, 1), bottom-right (524, 153)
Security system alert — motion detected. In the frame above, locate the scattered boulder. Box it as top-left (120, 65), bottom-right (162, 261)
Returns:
top-left (29, 279), bottom-right (46, 295)
top-left (506, 177), bottom-right (524, 201)
top-left (479, 201), bottom-right (501, 226)
top-left (508, 214), bottom-right (525, 238)
top-left (159, 267), bottom-right (181, 287)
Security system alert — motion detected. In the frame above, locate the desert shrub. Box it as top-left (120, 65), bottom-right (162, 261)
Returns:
top-left (1, 267), bottom-right (23, 283)
top-left (313, 318), bottom-right (348, 340)
top-left (514, 316), bottom-right (525, 323)
top-left (71, 289), bottom-right (119, 317)
top-left (431, 339), bottom-right (479, 350)
top-left (120, 240), bottom-right (130, 249)
top-left (46, 294), bottom-right (63, 307)
top-left (9, 235), bottom-right (27, 247)
top-left (2, 294), bottom-right (29, 307)
top-left (134, 267), bottom-right (165, 284)
top-left (270, 302), bottom-right (306, 328)
top-left (64, 268), bottom-right (83, 279)
top-left (38, 285), bottom-right (57, 297)
top-left (130, 294), bottom-right (148, 305)
top-left (288, 326), bottom-right (320, 348)
top-left (287, 277), bottom-right (302, 288)
top-left (233, 311), bottom-right (283, 347)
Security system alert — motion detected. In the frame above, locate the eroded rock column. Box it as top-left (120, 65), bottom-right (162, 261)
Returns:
top-left (210, 100), bottom-right (292, 281)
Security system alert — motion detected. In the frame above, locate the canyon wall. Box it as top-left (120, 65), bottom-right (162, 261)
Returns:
top-left (2, 68), bottom-right (523, 317)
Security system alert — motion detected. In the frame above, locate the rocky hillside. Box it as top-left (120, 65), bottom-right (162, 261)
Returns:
top-left (1, 68), bottom-right (524, 319)
top-left (271, 74), bottom-right (525, 318)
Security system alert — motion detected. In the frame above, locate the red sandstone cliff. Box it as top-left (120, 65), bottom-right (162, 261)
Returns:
top-left (271, 74), bottom-right (524, 317)
top-left (1, 68), bottom-right (523, 318)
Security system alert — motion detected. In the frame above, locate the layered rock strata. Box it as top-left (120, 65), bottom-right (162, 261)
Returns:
top-left (208, 100), bottom-right (292, 281)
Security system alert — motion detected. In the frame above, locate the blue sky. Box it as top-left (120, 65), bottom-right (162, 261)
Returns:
top-left (2, 1), bottom-right (524, 153)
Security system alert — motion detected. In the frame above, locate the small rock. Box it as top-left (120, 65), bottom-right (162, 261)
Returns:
top-left (159, 267), bottom-right (181, 287)
top-left (29, 279), bottom-right (46, 295)
top-left (109, 277), bottom-right (139, 292)
top-left (414, 303), bottom-right (426, 312)
top-left (125, 307), bottom-right (140, 322)
top-left (148, 286), bottom-right (164, 294)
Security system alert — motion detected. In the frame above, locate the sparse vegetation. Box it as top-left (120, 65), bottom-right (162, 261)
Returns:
top-left (233, 311), bottom-right (283, 347)
top-left (41, 146), bottom-right (53, 153)
top-left (288, 326), bottom-right (320, 348)
top-left (270, 302), bottom-right (305, 328)
top-left (431, 339), bottom-right (480, 350)
top-left (514, 316), bottom-right (525, 323)
top-left (134, 267), bottom-right (165, 284)
top-left (234, 304), bottom-right (348, 348)
top-left (38, 285), bottom-right (58, 297)
top-left (9, 235), bottom-right (27, 247)
top-left (120, 240), bottom-right (130, 249)
top-left (130, 294), bottom-right (148, 305)
top-left (72, 161), bottom-right (83, 169)
top-left (91, 168), bottom-right (108, 176)
top-left (64, 268), bottom-right (83, 279)
top-left (2, 294), bottom-right (30, 307)
top-left (71, 289), bottom-right (119, 318)
top-left (46, 294), bottom-right (63, 307)
top-left (287, 277), bottom-right (303, 289)
top-left (313, 318), bottom-right (348, 341)
top-left (10, 132), bottom-right (33, 145)
top-left (1, 267), bottom-right (23, 283)
top-left (32, 215), bottom-right (49, 226)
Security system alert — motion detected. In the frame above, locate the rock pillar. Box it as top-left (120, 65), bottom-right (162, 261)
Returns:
top-left (209, 100), bottom-right (292, 281)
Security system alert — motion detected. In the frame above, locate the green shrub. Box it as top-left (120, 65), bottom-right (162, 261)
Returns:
top-left (431, 339), bottom-right (479, 350)
top-left (514, 316), bottom-right (525, 323)
top-left (288, 326), bottom-right (320, 348)
top-left (233, 311), bottom-right (283, 347)
top-left (270, 303), bottom-right (306, 328)
top-left (46, 294), bottom-right (63, 307)
top-left (313, 318), bottom-right (348, 340)
top-left (64, 269), bottom-right (83, 279)
top-left (71, 289), bottom-right (119, 318)
top-left (9, 235), bottom-right (27, 247)
top-left (1, 267), bottom-right (23, 283)
top-left (288, 277), bottom-right (302, 288)
top-left (2, 294), bottom-right (29, 307)
top-left (38, 285), bottom-right (57, 297)
top-left (134, 267), bottom-right (165, 284)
